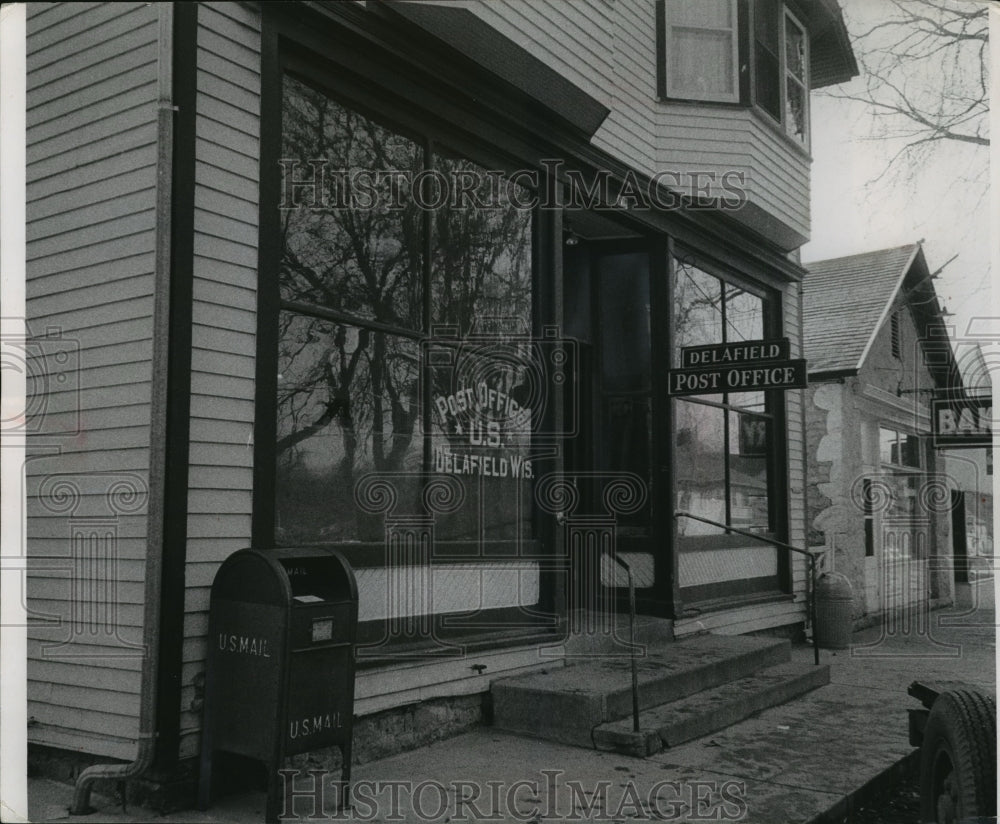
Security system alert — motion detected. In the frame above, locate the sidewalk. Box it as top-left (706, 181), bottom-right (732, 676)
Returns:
top-left (29, 603), bottom-right (996, 824)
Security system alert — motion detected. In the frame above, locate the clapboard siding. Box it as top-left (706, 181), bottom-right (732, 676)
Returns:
top-left (191, 348), bottom-right (255, 380)
top-left (25, 1), bottom-right (160, 760)
top-left (191, 394), bottom-right (255, 422)
top-left (28, 145), bottom-right (156, 203)
top-left (28, 124), bottom-right (158, 186)
top-left (460, 0), bottom-right (813, 242)
top-left (29, 600), bottom-right (148, 630)
top-left (29, 172), bottom-right (155, 225)
top-left (27, 1), bottom-right (99, 27)
top-left (28, 404), bottom-right (152, 434)
top-left (25, 229), bottom-right (156, 282)
top-left (462, 0), bottom-right (615, 108)
top-left (28, 556), bottom-right (151, 587)
top-left (28, 576), bottom-right (149, 611)
top-left (27, 214), bottom-right (156, 269)
top-left (29, 82), bottom-right (158, 146)
top-left (178, 1), bottom-right (261, 761)
top-left (28, 66), bottom-right (157, 132)
top-left (29, 191), bottom-right (156, 245)
top-left (189, 465), bottom-right (254, 490)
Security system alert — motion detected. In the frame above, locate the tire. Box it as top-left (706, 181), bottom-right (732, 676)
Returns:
top-left (918, 688), bottom-right (996, 823)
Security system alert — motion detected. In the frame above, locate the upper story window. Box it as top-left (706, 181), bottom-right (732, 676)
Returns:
top-left (658, 0), bottom-right (811, 146)
top-left (880, 427), bottom-right (923, 471)
top-left (661, 0), bottom-right (741, 103)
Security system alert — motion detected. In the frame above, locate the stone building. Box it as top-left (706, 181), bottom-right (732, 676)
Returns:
top-left (803, 243), bottom-right (961, 626)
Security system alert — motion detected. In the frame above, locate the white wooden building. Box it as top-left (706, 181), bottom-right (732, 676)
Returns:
top-left (24, 0), bottom-right (856, 799)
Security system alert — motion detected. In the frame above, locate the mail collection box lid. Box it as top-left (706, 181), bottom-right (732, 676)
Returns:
top-left (211, 547), bottom-right (357, 607)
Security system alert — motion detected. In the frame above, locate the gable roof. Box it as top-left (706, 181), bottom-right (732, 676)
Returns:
top-left (802, 244), bottom-right (921, 376)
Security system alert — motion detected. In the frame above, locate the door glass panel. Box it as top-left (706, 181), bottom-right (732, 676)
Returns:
top-left (728, 409), bottom-right (770, 531)
top-left (602, 396), bottom-right (651, 528)
top-left (598, 252), bottom-right (650, 393)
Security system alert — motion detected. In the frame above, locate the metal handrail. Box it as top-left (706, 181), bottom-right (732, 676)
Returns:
top-left (673, 511), bottom-right (821, 666)
top-left (602, 551), bottom-right (641, 732)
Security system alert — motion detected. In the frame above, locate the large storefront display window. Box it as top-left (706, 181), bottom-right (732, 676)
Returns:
top-left (276, 75), bottom-right (535, 544)
top-left (261, 70), bottom-right (547, 649)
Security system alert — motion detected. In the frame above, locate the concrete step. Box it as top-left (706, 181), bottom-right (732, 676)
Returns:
top-left (490, 633), bottom-right (790, 747)
top-left (593, 660), bottom-right (831, 757)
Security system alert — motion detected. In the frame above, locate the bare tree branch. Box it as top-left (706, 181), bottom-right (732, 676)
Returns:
top-left (821, 0), bottom-right (989, 179)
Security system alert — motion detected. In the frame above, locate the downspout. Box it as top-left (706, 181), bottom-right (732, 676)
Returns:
top-left (71, 3), bottom-right (174, 812)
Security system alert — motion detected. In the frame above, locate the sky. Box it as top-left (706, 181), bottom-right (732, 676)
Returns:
top-left (802, 0), bottom-right (991, 351)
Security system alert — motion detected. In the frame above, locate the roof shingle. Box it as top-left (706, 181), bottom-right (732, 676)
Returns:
top-left (802, 244), bottom-right (919, 374)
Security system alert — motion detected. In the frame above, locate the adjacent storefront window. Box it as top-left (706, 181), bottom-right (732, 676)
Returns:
top-left (672, 256), bottom-right (775, 537)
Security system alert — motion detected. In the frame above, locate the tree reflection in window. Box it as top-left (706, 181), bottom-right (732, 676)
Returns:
top-left (281, 75), bottom-right (424, 327)
top-left (276, 315), bottom-right (422, 543)
top-left (274, 74), bottom-right (534, 544)
top-left (432, 153), bottom-right (532, 331)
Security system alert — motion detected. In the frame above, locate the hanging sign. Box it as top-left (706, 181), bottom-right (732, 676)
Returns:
top-left (668, 359), bottom-right (807, 396)
top-left (681, 337), bottom-right (790, 369)
top-left (932, 393), bottom-right (994, 448)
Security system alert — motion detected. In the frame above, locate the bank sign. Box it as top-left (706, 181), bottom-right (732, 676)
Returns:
top-left (668, 338), bottom-right (807, 397)
top-left (932, 393), bottom-right (994, 448)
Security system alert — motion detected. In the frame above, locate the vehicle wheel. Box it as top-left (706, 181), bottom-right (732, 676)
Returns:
top-left (918, 688), bottom-right (996, 823)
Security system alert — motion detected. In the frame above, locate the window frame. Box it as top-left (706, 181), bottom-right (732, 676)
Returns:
top-left (879, 426), bottom-right (925, 473)
top-left (257, 39), bottom-right (554, 516)
top-left (656, 0), bottom-right (811, 148)
top-left (669, 249), bottom-right (788, 545)
top-left (269, 65), bottom-right (541, 545)
top-left (253, 36), bottom-right (563, 654)
top-left (778, 7), bottom-right (810, 146)
top-left (659, 0), bottom-right (743, 104)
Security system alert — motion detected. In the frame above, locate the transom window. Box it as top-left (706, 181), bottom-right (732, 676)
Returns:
top-left (658, 0), bottom-right (811, 145)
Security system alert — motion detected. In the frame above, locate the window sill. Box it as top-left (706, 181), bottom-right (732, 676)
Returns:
top-left (678, 589), bottom-right (793, 617)
top-left (656, 96), bottom-right (748, 111)
top-left (677, 531), bottom-right (779, 552)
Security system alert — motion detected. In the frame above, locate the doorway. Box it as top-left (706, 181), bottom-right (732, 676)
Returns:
top-left (563, 223), bottom-right (672, 619)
